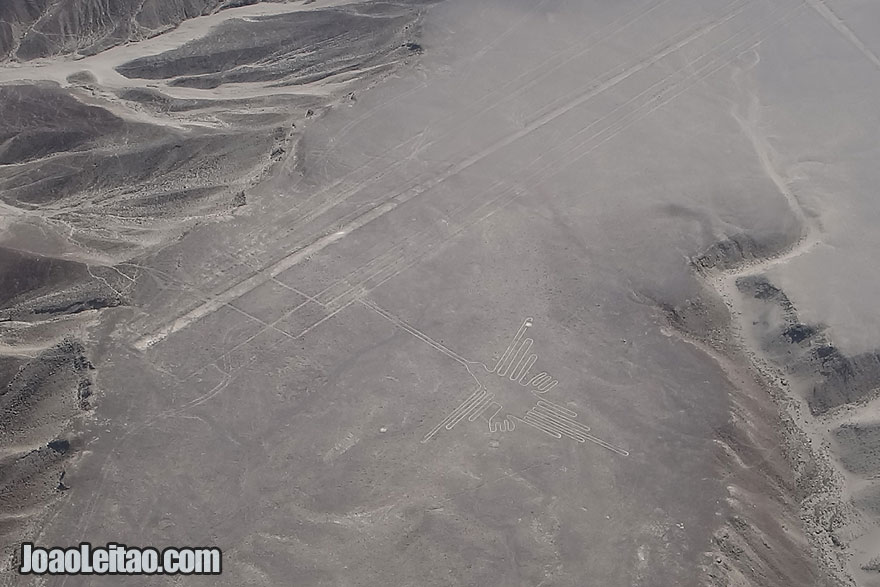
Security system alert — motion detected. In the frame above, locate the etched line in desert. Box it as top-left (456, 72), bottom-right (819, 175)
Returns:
top-left (5, 0), bottom-right (879, 584)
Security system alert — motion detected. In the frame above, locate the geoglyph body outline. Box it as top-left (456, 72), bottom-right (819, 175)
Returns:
top-left (360, 300), bottom-right (628, 456)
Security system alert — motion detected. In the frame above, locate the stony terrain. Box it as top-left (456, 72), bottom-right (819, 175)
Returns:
top-left (1, 0), bottom-right (264, 61)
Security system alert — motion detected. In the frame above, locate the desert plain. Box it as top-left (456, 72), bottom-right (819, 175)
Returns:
top-left (1, 0), bottom-right (880, 586)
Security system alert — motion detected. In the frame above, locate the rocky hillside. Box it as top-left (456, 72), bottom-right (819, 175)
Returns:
top-left (0, 0), bottom-right (266, 61)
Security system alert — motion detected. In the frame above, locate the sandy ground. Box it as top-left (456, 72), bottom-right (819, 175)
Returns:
top-left (3, 0), bottom-right (880, 585)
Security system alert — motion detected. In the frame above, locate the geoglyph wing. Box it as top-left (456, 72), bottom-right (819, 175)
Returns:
top-left (422, 316), bottom-right (628, 456)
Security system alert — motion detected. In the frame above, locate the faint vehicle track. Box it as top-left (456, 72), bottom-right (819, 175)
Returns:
top-left (136, 0), bottom-right (781, 350)
top-left (59, 2), bottom-right (811, 559)
top-left (137, 0), bottom-right (807, 408)
top-left (803, 0), bottom-right (880, 73)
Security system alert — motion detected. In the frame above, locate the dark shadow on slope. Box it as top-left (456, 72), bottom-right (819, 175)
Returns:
top-left (0, 247), bottom-right (87, 308)
top-left (0, 84), bottom-right (124, 165)
top-left (0, 0), bottom-right (245, 61)
top-left (0, 248), bottom-right (128, 321)
top-left (693, 231), bottom-right (794, 273)
top-left (736, 275), bottom-right (880, 415)
top-left (115, 5), bottom-right (427, 87)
